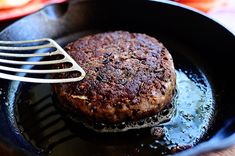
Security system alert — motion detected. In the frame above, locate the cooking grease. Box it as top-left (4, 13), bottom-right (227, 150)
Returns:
top-left (15, 66), bottom-right (214, 155)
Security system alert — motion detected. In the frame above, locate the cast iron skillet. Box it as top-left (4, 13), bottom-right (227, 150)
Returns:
top-left (0, 0), bottom-right (235, 155)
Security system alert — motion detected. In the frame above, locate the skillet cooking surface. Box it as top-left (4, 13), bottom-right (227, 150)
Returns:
top-left (0, 0), bottom-right (235, 155)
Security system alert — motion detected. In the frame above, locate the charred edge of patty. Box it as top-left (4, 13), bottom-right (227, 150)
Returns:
top-left (52, 91), bottom-right (176, 133)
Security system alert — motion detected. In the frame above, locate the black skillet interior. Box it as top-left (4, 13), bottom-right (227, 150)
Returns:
top-left (0, 0), bottom-right (235, 155)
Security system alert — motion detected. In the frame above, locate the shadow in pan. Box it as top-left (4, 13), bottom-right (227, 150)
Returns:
top-left (15, 86), bottom-right (76, 153)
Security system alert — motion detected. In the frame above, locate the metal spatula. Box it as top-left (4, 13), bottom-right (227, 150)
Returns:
top-left (0, 38), bottom-right (86, 83)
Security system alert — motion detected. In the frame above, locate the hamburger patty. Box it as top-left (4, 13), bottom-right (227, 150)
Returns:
top-left (53, 31), bottom-right (176, 124)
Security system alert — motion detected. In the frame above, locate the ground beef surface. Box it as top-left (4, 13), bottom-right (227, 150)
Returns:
top-left (53, 31), bottom-right (176, 124)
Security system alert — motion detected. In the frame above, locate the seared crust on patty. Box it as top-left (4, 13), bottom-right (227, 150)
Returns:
top-left (53, 31), bottom-right (176, 124)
